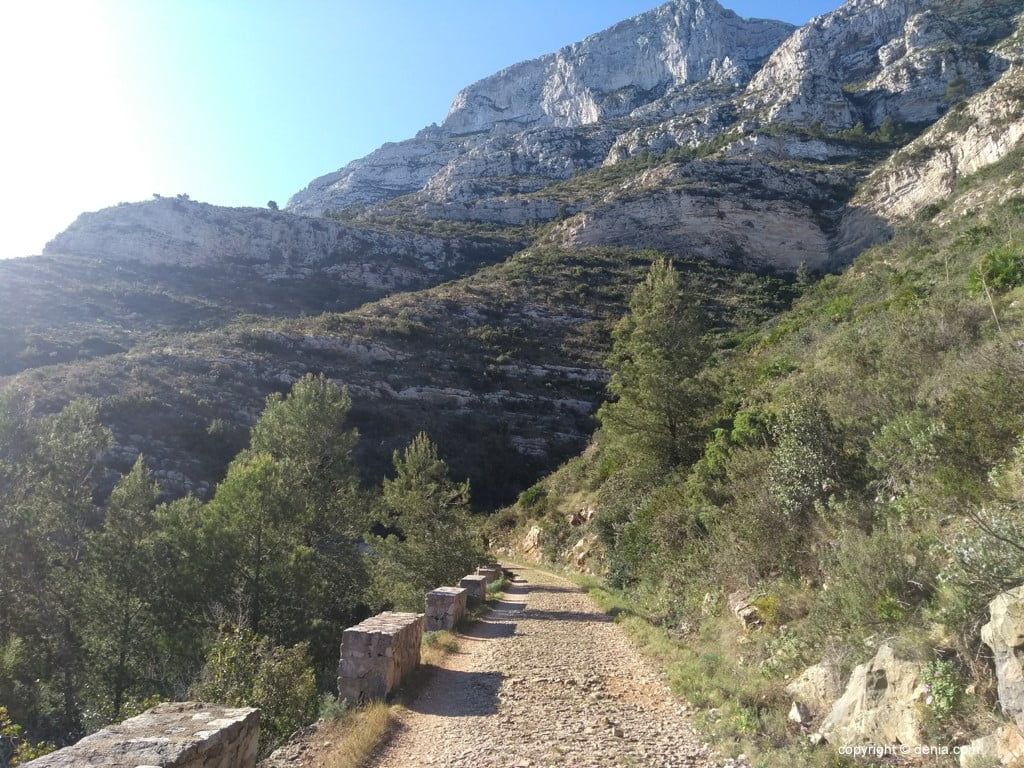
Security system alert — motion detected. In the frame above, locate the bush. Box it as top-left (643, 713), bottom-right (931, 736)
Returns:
top-left (922, 659), bottom-right (963, 720)
top-left (969, 245), bottom-right (1024, 293)
top-left (815, 527), bottom-right (938, 634)
top-left (191, 627), bottom-right (318, 756)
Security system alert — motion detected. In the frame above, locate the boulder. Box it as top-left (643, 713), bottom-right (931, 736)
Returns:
top-left (727, 589), bottom-right (763, 629)
top-left (522, 525), bottom-right (542, 559)
top-left (820, 644), bottom-right (926, 748)
top-left (959, 724), bottom-right (1024, 767)
top-left (981, 585), bottom-right (1024, 729)
top-left (786, 661), bottom-right (844, 719)
top-left (789, 701), bottom-right (812, 726)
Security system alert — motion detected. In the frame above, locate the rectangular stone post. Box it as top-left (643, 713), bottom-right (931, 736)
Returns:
top-left (425, 586), bottom-right (468, 631)
top-left (338, 611), bottom-right (423, 703)
top-left (23, 702), bottom-right (259, 768)
top-left (459, 574), bottom-right (488, 606)
top-left (476, 566), bottom-right (501, 584)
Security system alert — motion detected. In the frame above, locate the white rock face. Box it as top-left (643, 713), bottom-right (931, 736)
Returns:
top-left (288, 0), bottom-right (791, 216)
top-left (786, 661), bottom-right (844, 719)
top-left (745, 0), bottom-right (932, 127)
top-left (45, 197), bottom-right (512, 279)
top-left (982, 585), bottom-right (1024, 731)
top-left (835, 58), bottom-right (1024, 260)
top-left (820, 644), bottom-right (927, 748)
top-left (744, 0), bottom-right (1013, 129)
top-left (442, 0), bottom-right (792, 134)
top-left (547, 160), bottom-right (848, 270)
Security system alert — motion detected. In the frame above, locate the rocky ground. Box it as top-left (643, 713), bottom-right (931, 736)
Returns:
top-left (369, 565), bottom-right (718, 768)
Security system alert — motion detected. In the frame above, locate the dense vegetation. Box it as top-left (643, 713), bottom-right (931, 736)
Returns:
top-left (0, 374), bottom-right (484, 762)
top-left (496, 151), bottom-right (1024, 763)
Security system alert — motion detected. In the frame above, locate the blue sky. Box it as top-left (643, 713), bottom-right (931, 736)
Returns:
top-left (0, 0), bottom-right (837, 258)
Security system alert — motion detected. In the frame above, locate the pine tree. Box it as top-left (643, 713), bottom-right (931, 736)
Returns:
top-left (598, 258), bottom-right (713, 468)
top-left (83, 457), bottom-right (160, 720)
top-left (370, 433), bottom-right (484, 609)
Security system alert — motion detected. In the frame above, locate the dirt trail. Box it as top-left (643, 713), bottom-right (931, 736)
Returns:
top-left (369, 564), bottom-right (716, 768)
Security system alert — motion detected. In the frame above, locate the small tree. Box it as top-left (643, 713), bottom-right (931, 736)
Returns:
top-left (267, 200), bottom-right (279, 211)
top-left (83, 457), bottom-right (160, 720)
top-left (191, 627), bottom-right (317, 757)
top-left (598, 258), bottom-right (713, 468)
top-left (369, 433), bottom-right (484, 609)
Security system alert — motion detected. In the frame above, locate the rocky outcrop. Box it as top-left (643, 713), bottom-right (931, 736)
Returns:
top-left (24, 703), bottom-right (260, 768)
top-left (441, 0), bottom-right (792, 135)
top-left (820, 644), bottom-right (926, 747)
top-left (744, 0), bottom-right (1015, 130)
top-left (727, 589), bottom-right (763, 629)
top-left (981, 585), bottom-right (1024, 730)
top-left (46, 197), bottom-right (514, 279)
top-left (548, 159), bottom-right (853, 271)
top-left (786, 661), bottom-right (844, 720)
top-left (837, 58), bottom-right (1024, 258)
top-left (287, 0), bottom-right (791, 216)
top-left (959, 724), bottom-right (1024, 768)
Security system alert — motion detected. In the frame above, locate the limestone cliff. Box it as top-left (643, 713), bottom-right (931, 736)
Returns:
top-left (286, 0), bottom-right (793, 216)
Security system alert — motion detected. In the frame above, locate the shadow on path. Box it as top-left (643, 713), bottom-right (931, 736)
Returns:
top-left (405, 669), bottom-right (504, 717)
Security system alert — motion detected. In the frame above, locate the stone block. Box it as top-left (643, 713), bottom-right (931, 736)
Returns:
top-left (460, 574), bottom-right (488, 606)
top-left (425, 586), bottom-right (468, 631)
top-left (475, 566), bottom-right (502, 584)
top-left (23, 702), bottom-right (259, 767)
top-left (338, 611), bottom-right (423, 703)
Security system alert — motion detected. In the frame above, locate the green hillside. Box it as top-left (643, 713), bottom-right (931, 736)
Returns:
top-left (496, 145), bottom-right (1024, 764)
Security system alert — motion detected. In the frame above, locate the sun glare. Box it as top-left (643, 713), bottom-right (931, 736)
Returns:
top-left (0, 0), bottom-right (154, 257)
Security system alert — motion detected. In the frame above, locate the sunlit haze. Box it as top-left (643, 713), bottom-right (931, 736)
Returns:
top-left (0, 0), bottom-right (835, 258)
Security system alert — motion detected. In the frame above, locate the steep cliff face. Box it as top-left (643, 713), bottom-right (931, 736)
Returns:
top-left (288, 0), bottom-right (1021, 278)
top-left (46, 196), bottom-right (514, 277)
top-left (743, 0), bottom-right (1015, 129)
top-left (546, 159), bottom-right (859, 270)
top-left (287, 0), bottom-right (792, 217)
top-left (836, 18), bottom-right (1024, 258)
top-left (440, 0), bottom-right (792, 134)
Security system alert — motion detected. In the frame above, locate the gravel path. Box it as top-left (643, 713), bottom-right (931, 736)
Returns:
top-left (370, 564), bottom-right (716, 768)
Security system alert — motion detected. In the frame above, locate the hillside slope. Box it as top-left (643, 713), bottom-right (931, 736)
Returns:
top-left (2, 0), bottom-right (1024, 510)
top-left (496, 114), bottom-right (1024, 766)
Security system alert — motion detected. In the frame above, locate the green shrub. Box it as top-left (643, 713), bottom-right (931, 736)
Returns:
top-left (516, 484), bottom-right (548, 512)
top-left (969, 245), bottom-right (1024, 293)
top-left (816, 527), bottom-right (938, 634)
top-left (318, 693), bottom-right (350, 722)
top-left (191, 627), bottom-right (318, 757)
top-left (922, 659), bottom-right (963, 720)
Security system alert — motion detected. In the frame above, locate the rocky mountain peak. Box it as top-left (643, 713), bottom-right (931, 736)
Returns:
top-left (286, 0), bottom-right (792, 216)
top-left (439, 0), bottom-right (793, 135)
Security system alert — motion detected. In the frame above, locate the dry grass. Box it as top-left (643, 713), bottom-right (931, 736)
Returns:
top-left (319, 703), bottom-right (397, 768)
top-left (299, 607), bottom-right (471, 767)
top-left (421, 630), bottom-right (460, 666)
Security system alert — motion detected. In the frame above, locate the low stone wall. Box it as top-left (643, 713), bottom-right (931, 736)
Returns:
top-left (476, 566), bottom-right (502, 584)
top-left (425, 586), bottom-right (468, 631)
top-left (24, 702), bottom-right (259, 768)
top-left (338, 611), bottom-right (423, 703)
top-left (460, 574), bottom-right (488, 606)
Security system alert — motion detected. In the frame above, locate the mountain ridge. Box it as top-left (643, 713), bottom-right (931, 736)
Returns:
top-left (3, 0), bottom-right (1024, 507)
